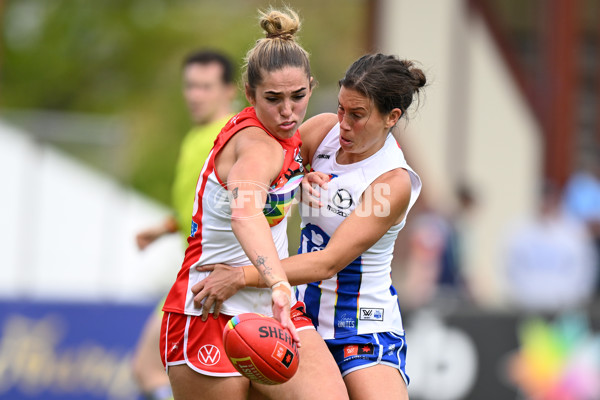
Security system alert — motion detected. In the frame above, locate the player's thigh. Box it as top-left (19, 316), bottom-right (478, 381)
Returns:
top-left (344, 364), bottom-right (408, 400)
top-left (132, 311), bottom-right (163, 368)
top-left (168, 364), bottom-right (249, 400)
top-left (132, 311), bottom-right (167, 388)
top-left (252, 329), bottom-right (348, 400)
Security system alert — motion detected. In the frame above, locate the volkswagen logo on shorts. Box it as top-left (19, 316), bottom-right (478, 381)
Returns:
top-left (198, 344), bottom-right (220, 366)
top-left (332, 189), bottom-right (353, 209)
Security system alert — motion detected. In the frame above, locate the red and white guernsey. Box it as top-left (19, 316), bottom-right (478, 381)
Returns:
top-left (163, 107), bottom-right (303, 317)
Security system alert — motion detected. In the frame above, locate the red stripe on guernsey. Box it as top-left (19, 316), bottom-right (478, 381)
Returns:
top-left (183, 155), bottom-right (215, 269)
top-left (163, 151), bottom-right (216, 312)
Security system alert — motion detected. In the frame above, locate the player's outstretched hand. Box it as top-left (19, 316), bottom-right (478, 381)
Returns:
top-left (135, 227), bottom-right (164, 250)
top-left (136, 217), bottom-right (177, 250)
top-left (271, 282), bottom-right (301, 347)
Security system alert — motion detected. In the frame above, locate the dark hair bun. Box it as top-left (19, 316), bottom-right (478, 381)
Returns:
top-left (400, 60), bottom-right (426, 92)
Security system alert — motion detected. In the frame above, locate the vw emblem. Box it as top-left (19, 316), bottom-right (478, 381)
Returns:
top-left (198, 344), bottom-right (221, 366)
top-left (332, 189), bottom-right (353, 209)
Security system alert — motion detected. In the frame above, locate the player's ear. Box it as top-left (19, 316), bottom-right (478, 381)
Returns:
top-left (385, 108), bottom-right (402, 129)
top-left (308, 76), bottom-right (315, 96)
top-left (245, 84), bottom-right (256, 106)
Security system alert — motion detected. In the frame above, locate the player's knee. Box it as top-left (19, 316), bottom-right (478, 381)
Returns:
top-left (131, 352), bottom-right (145, 385)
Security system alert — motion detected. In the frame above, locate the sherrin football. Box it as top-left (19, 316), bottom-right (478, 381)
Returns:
top-left (223, 313), bottom-right (299, 385)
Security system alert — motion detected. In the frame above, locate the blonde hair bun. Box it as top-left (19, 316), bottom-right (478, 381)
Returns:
top-left (243, 7), bottom-right (312, 93)
top-left (259, 7), bottom-right (300, 41)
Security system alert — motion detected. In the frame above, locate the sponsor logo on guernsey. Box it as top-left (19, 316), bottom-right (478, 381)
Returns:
top-left (316, 153), bottom-right (330, 159)
top-left (198, 344), bottom-right (220, 366)
top-left (327, 205), bottom-right (349, 217)
top-left (327, 188), bottom-right (353, 217)
top-left (190, 220), bottom-right (198, 238)
top-left (360, 308), bottom-right (384, 321)
top-left (332, 189), bottom-right (353, 209)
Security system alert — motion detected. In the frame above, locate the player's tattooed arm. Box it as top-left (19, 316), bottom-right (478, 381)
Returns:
top-left (231, 187), bottom-right (239, 199)
top-left (254, 253), bottom-right (274, 281)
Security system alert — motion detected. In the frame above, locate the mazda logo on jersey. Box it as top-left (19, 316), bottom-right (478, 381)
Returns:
top-left (332, 189), bottom-right (353, 209)
top-left (198, 344), bottom-right (221, 366)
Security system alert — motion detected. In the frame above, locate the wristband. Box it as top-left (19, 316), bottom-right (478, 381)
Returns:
top-left (242, 265), bottom-right (263, 287)
top-left (271, 280), bottom-right (292, 291)
top-left (271, 280), bottom-right (292, 306)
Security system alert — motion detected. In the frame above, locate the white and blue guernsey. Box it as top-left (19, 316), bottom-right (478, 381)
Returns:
top-left (295, 123), bottom-right (422, 340)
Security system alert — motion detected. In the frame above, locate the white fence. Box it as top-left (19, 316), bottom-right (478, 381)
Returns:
top-left (0, 120), bottom-right (184, 303)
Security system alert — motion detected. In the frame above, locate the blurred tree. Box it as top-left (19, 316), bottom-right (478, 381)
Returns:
top-left (0, 0), bottom-right (368, 204)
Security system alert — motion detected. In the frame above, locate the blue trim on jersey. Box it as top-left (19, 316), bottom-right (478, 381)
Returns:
top-left (303, 282), bottom-right (322, 329)
top-left (389, 283), bottom-right (403, 314)
top-left (333, 257), bottom-right (362, 337)
top-left (297, 224), bottom-right (330, 329)
top-left (298, 223), bottom-right (364, 338)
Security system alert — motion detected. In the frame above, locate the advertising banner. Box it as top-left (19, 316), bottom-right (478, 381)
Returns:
top-left (0, 300), bottom-right (154, 400)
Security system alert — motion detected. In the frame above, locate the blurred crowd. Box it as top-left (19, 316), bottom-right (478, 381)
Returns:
top-left (392, 154), bottom-right (600, 315)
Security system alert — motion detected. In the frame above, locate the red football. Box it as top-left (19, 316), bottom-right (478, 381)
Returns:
top-left (223, 313), bottom-right (299, 385)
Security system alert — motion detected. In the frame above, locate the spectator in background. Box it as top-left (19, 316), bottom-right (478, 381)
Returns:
top-left (562, 153), bottom-right (600, 297)
top-left (502, 180), bottom-right (598, 313)
top-left (394, 199), bottom-right (448, 310)
top-left (438, 184), bottom-right (476, 299)
top-left (132, 49), bottom-right (237, 400)
top-left (393, 184), bottom-right (476, 311)
top-left (135, 50), bottom-right (237, 251)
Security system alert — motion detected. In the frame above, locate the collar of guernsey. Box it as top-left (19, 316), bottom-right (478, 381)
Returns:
top-left (211, 107), bottom-right (304, 226)
top-left (171, 114), bottom-right (234, 240)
